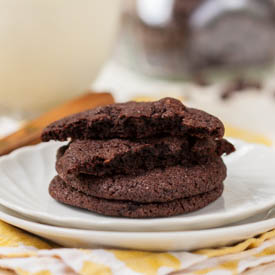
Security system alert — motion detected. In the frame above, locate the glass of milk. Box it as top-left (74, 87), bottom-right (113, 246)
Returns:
top-left (0, 0), bottom-right (121, 116)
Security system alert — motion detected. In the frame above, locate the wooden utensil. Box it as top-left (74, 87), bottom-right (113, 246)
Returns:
top-left (0, 92), bottom-right (114, 156)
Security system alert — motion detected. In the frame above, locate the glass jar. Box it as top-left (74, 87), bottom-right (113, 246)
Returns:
top-left (116, 0), bottom-right (275, 79)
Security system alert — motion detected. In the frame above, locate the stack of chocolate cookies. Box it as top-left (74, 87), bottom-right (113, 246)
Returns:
top-left (42, 98), bottom-right (235, 218)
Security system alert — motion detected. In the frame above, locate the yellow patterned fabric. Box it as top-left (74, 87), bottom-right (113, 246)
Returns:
top-left (0, 229), bottom-right (275, 274)
top-left (0, 126), bottom-right (274, 274)
top-left (224, 124), bottom-right (272, 147)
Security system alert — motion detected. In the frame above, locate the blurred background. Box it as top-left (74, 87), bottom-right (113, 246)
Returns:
top-left (1, 0), bottom-right (275, 145)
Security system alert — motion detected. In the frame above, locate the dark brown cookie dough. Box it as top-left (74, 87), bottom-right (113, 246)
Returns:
top-left (49, 176), bottom-right (224, 218)
top-left (42, 97), bottom-right (224, 141)
top-left (56, 136), bottom-right (233, 177)
top-left (57, 157), bottom-right (226, 203)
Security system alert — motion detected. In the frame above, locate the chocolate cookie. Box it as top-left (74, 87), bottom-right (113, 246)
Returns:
top-left (49, 176), bottom-right (224, 218)
top-left (57, 157), bottom-right (226, 203)
top-left (42, 97), bottom-right (224, 141)
top-left (56, 136), bottom-right (234, 177)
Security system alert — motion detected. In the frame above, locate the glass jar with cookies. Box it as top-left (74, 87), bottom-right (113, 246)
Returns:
top-left (116, 0), bottom-right (275, 79)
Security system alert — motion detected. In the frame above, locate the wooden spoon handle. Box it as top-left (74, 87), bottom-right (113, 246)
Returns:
top-left (0, 92), bottom-right (114, 156)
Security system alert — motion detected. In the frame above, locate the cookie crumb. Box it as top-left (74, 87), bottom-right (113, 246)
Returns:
top-left (192, 73), bottom-right (211, 87)
top-left (221, 78), bottom-right (262, 100)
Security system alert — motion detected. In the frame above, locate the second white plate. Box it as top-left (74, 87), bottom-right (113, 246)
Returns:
top-left (1, 204), bottom-right (275, 251)
top-left (0, 139), bottom-right (274, 232)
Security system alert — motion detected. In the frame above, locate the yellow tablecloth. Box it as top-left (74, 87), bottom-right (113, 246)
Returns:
top-left (0, 126), bottom-right (274, 275)
top-left (0, 221), bottom-right (275, 274)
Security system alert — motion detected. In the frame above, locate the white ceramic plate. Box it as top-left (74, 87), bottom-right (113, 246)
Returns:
top-left (0, 204), bottom-right (275, 251)
top-left (0, 139), bottom-right (275, 232)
